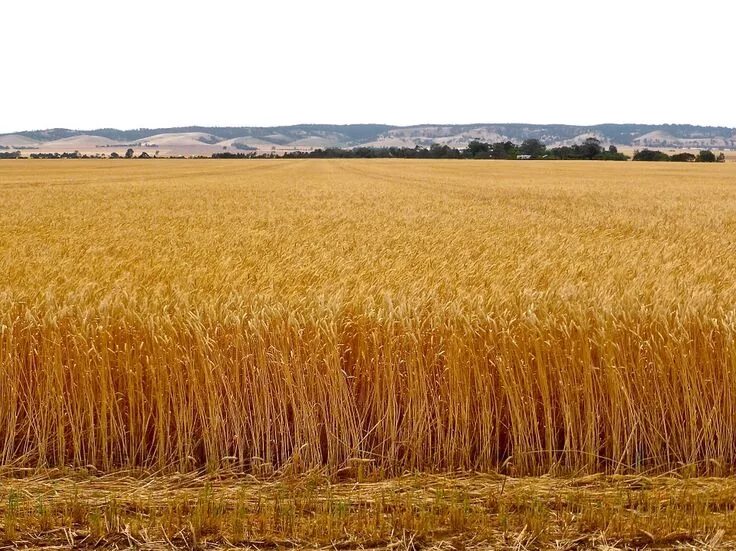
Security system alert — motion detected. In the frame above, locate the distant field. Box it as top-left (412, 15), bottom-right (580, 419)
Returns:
top-left (2, 159), bottom-right (736, 547)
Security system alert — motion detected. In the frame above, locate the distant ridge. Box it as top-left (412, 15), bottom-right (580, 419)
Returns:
top-left (2, 123), bottom-right (734, 155)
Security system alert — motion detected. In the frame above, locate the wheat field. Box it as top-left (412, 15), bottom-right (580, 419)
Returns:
top-left (2, 159), bottom-right (736, 478)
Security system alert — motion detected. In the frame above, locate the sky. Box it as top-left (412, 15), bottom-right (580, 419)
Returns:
top-left (1, 0), bottom-right (734, 133)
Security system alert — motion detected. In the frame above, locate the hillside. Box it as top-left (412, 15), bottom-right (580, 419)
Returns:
top-left (2, 123), bottom-right (734, 155)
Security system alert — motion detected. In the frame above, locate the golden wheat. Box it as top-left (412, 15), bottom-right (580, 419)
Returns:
top-left (1, 159), bottom-right (736, 475)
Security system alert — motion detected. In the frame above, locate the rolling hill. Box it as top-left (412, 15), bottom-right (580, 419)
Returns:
top-left (2, 123), bottom-right (734, 155)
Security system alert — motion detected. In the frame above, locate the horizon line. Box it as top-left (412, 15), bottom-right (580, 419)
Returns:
top-left (4, 121), bottom-right (736, 135)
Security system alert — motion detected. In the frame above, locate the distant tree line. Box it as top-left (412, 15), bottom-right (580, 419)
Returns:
top-left (464, 138), bottom-right (629, 160)
top-left (211, 138), bottom-right (623, 160)
top-left (633, 149), bottom-right (726, 162)
top-left (4, 142), bottom-right (727, 163)
top-left (27, 148), bottom-right (157, 159)
top-left (212, 152), bottom-right (259, 159)
top-left (213, 138), bottom-right (629, 161)
top-left (30, 152), bottom-right (85, 159)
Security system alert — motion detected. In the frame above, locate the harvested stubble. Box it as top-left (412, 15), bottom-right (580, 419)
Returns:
top-left (1, 159), bottom-right (736, 475)
top-left (1, 470), bottom-right (735, 549)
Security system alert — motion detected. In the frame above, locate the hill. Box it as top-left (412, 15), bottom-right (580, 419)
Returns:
top-left (2, 123), bottom-right (734, 155)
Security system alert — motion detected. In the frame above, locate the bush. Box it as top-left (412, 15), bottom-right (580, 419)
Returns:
top-left (633, 149), bottom-right (670, 162)
top-left (670, 152), bottom-right (696, 162)
top-left (696, 150), bottom-right (717, 163)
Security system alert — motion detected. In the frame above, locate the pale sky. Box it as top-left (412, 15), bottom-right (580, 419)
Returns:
top-left (1, 0), bottom-right (734, 133)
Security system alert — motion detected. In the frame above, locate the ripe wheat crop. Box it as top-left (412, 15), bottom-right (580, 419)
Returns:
top-left (2, 159), bottom-right (736, 476)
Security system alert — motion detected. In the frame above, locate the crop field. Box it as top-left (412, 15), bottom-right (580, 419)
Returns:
top-left (2, 159), bottom-right (736, 548)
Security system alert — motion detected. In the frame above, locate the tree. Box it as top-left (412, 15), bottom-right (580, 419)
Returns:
top-left (466, 140), bottom-right (491, 158)
top-left (671, 152), bottom-right (696, 162)
top-left (696, 150), bottom-right (716, 163)
top-left (429, 143), bottom-right (461, 159)
top-left (110, 152), bottom-right (120, 159)
top-left (633, 149), bottom-right (670, 161)
top-left (488, 141), bottom-right (518, 159)
top-left (125, 148), bottom-right (134, 159)
top-left (717, 153), bottom-right (726, 163)
top-left (520, 139), bottom-right (546, 158)
top-left (580, 137), bottom-right (603, 159)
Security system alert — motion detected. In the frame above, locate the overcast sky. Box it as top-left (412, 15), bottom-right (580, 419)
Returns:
top-left (1, 0), bottom-right (734, 133)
